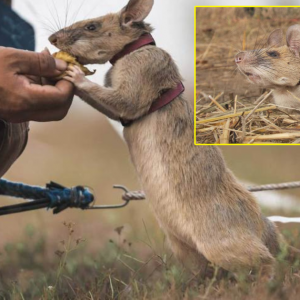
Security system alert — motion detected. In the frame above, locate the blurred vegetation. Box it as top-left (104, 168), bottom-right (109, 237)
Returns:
top-left (1, 221), bottom-right (300, 299)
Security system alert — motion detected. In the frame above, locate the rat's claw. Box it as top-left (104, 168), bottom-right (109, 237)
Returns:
top-left (65, 70), bottom-right (75, 77)
top-left (67, 65), bottom-right (75, 71)
top-left (74, 65), bottom-right (85, 74)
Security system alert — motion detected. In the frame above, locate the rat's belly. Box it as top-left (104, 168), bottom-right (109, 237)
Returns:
top-left (123, 116), bottom-right (196, 235)
top-left (124, 116), bottom-right (170, 206)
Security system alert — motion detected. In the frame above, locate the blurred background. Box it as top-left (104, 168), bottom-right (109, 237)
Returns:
top-left (1, 0), bottom-right (300, 279)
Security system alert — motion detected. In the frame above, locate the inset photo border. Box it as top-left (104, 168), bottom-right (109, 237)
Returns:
top-left (194, 6), bottom-right (300, 145)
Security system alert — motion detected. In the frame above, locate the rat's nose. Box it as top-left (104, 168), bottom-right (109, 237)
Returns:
top-left (235, 52), bottom-right (246, 64)
top-left (49, 33), bottom-right (58, 45)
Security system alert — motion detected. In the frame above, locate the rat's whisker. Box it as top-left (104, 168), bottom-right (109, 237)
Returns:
top-left (69, 0), bottom-right (88, 30)
top-left (51, 0), bottom-right (63, 31)
top-left (46, 1), bottom-right (61, 32)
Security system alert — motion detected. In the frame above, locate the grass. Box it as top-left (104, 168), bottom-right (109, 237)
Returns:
top-left (196, 92), bottom-right (300, 144)
top-left (1, 220), bottom-right (300, 299)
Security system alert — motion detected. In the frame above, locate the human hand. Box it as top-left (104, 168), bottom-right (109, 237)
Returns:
top-left (0, 47), bottom-right (75, 122)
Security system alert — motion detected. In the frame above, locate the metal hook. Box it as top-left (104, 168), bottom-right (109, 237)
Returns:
top-left (85, 185), bottom-right (130, 210)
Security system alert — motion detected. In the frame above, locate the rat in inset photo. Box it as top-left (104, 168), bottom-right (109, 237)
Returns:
top-left (49, 1), bottom-right (297, 278)
top-left (196, 7), bottom-right (300, 144)
top-left (235, 24), bottom-right (300, 114)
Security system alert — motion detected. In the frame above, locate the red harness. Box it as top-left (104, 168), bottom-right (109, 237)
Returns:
top-left (109, 33), bottom-right (185, 127)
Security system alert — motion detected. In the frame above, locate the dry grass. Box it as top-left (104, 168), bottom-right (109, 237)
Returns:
top-left (195, 7), bottom-right (300, 144)
top-left (196, 91), bottom-right (300, 144)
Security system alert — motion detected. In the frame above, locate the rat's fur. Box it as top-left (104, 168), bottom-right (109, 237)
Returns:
top-left (235, 25), bottom-right (300, 113)
top-left (50, 0), bottom-right (281, 276)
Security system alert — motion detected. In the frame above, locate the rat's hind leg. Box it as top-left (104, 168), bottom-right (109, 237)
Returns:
top-left (197, 235), bottom-right (276, 278)
top-left (166, 232), bottom-right (211, 277)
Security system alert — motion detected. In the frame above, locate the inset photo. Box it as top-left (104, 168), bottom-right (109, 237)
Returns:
top-left (195, 6), bottom-right (300, 145)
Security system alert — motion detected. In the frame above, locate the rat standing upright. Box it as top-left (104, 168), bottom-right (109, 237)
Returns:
top-left (49, 0), bottom-right (281, 276)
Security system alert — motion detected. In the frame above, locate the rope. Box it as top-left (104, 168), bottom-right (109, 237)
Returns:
top-left (122, 191), bottom-right (146, 201)
top-left (0, 179), bottom-right (94, 215)
top-left (120, 183), bottom-right (300, 224)
top-left (121, 181), bottom-right (300, 202)
top-left (1, 179), bottom-right (300, 217)
top-left (247, 181), bottom-right (300, 192)
top-left (268, 216), bottom-right (300, 223)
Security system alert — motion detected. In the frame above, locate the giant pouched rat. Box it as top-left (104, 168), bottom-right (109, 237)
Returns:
top-left (235, 24), bottom-right (300, 113)
top-left (49, 0), bottom-right (283, 276)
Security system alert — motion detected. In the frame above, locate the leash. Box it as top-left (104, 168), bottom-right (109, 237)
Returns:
top-left (111, 181), bottom-right (300, 201)
top-left (0, 180), bottom-right (144, 216)
top-left (1, 179), bottom-right (300, 217)
top-left (248, 181), bottom-right (300, 192)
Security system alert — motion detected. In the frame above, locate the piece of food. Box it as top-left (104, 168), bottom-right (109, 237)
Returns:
top-left (52, 51), bottom-right (96, 80)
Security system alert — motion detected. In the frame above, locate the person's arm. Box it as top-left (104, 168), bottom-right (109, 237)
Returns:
top-left (0, 47), bottom-right (74, 122)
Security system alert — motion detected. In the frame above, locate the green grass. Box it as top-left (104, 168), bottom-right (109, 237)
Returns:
top-left (1, 222), bottom-right (300, 300)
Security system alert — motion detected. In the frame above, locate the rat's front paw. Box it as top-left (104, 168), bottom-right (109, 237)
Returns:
top-left (64, 65), bottom-right (88, 88)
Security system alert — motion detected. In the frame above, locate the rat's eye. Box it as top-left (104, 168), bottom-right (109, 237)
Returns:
top-left (86, 24), bottom-right (96, 31)
top-left (267, 51), bottom-right (280, 58)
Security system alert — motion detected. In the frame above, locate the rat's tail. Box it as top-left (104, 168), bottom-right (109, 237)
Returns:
top-left (262, 216), bottom-right (300, 262)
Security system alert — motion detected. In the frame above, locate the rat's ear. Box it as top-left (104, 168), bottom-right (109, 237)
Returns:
top-left (120, 0), bottom-right (154, 26)
top-left (267, 29), bottom-right (283, 48)
top-left (287, 24), bottom-right (300, 57)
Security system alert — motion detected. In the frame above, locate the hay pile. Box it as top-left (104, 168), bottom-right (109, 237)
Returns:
top-left (196, 91), bottom-right (300, 144)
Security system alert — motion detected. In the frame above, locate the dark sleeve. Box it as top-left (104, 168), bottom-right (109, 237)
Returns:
top-left (0, 0), bottom-right (33, 177)
top-left (1, 1), bottom-right (12, 6)
top-left (0, 121), bottom-right (29, 178)
top-left (0, 120), bottom-right (5, 146)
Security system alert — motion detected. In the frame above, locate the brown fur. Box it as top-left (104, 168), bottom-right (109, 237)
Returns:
top-left (235, 25), bottom-right (300, 113)
top-left (50, 0), bottom-right (281, 276)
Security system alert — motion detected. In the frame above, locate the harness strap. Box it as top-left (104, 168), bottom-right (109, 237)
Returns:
top-left (120, 82), bottom-right (185, 127)
top-left (110, 33), bottom-right (156, 65)
top-left (109, 33), bottom-right (185, 127)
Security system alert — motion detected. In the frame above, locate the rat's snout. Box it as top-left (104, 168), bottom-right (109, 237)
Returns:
top-left (49, 33), bottom-right (58, 45)
top-left (49, 31), bottom-right (65, 46)
top-left (235, 52), bottom-right (246, 64)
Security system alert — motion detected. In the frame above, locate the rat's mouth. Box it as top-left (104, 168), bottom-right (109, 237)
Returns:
top-left (75, 56), bottom-right (89, 65)
top-left (243, 71), bottom-right (261, 82)
top-left (76, 55), bottom-right (104, 65)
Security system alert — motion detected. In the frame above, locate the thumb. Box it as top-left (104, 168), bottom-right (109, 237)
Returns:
top-left (41, 47), bottom-right (51, 55)
top-left (11, 48), bottom-right (67, 77)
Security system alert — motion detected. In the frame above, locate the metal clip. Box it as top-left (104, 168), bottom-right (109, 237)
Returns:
top-left (86, 185), bottom-right (131, 210)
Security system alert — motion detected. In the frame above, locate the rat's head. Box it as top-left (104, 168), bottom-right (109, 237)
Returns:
top-left (49, 0), bottom-right (154, 64)
top-left (235, 24), bottom-right (300, 88)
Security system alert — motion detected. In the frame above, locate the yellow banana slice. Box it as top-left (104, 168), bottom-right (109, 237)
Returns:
top-left (52, 51), bottom-right (96, 80)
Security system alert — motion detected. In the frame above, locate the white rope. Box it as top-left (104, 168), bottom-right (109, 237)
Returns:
top-left (249, 182), bottom-right (300, 224)
top-left (268, 216), bottom-right (300, 223)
